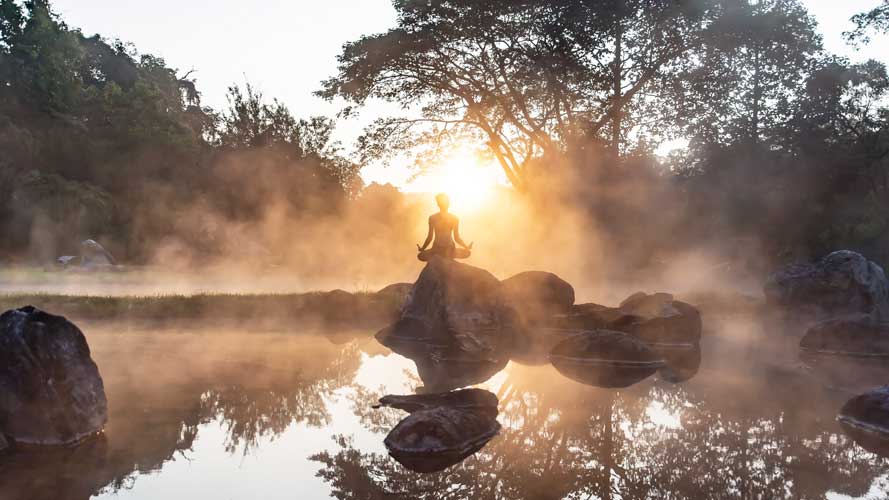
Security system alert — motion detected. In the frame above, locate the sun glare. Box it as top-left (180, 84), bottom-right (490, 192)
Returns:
top-left (407, 151), bottom-right (506, 211)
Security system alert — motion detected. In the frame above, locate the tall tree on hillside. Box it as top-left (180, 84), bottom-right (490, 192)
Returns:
top-left (320, 0), bottom-right (718, 190)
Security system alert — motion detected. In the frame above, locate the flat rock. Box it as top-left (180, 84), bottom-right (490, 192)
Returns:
top-left (838, 386), bottom-right (889, 457)
top-left (0, 306), bottom-right (108, 446)
top-left (380, 389), bottom-right (501, 473)
top-left (549, 330), bottom-right (664, 388)
top-left (551, 293), bottom-right (702, 346)
top-left (800, 314), bottom-right (889, 356)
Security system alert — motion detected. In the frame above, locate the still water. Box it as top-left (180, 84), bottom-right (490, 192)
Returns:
top-left (0, 315), bottom-right (887, 500)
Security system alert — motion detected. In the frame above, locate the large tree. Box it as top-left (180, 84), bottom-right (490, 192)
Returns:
top-left (320, 0), bottom-right (719, 190)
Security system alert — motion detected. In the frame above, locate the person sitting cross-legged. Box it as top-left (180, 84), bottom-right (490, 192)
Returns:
top-left (417, 193), bottom-right (473, 262)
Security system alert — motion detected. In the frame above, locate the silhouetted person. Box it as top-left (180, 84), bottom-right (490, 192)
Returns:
top-left (417, 193), bottom-right (473, 261)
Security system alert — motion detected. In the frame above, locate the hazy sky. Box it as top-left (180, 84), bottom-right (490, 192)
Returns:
top-left (51, 0), bottom-right (889, 187)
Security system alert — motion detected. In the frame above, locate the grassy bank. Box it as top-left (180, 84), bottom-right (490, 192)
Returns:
top-left (0, 290), bottom-right (406, 330)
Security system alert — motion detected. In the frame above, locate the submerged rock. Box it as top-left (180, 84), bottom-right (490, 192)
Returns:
top-left (800, 351), bottom-right (889, 393)
top-left (549, 330), bottom-right (664, 388)
top-left (657, 344), bottom-right (702, 383)
top-left (502, 271), bottom-right (575, 325)
top-left (800, 314), bottom-right (889, 356)
top-left (0, 306), bottom-right (108, 446)
top-left (378, 389), bottom-right (500, 473)
top-left (838, 386), bottom-right (889, 457)
top-left (765, 250), bottom-right (889, 322)
top-left (376, 257), bottom-right (522, 355)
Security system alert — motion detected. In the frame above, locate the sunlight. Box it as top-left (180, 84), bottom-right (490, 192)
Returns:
top-left (406, 150), bottom-right (506, 211)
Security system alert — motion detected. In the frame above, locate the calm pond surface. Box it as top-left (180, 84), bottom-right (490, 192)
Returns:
top-left (0, 314), bottom-right (887, 500)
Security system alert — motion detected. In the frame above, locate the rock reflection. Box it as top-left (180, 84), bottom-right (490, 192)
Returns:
top-left (315, 362), bottom-right (889, 499)
top-left (377, 389), bottom-right (500, 473)
top-left (0, 330), bottom-right (363, 500)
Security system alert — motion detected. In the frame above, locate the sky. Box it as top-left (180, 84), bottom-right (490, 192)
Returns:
top-left (51, 0), bottom-right (889, 188)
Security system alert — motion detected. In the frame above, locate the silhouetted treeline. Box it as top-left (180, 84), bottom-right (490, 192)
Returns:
top-left (0, 0), bottom-right (360, 262)
top-left (323, 0), bottom-right (889, 269)
top-left (2, 0), bottom-right (888, 270)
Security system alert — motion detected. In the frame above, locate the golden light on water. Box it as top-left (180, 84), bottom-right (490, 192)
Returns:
top-left (407, 150), bottom-right (506, 211)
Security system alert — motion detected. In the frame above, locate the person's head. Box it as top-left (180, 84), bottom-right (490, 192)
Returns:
top-left (435, 193), bottom-right (450, 211)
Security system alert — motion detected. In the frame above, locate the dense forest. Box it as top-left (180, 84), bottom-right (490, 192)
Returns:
top-left (1, 0), bottom-right (888, 272)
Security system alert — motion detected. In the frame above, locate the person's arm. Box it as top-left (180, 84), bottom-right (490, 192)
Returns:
top-left (454, 218), bottom-right (473, 249)
top-left (418, 216), bottom-right (434, 251)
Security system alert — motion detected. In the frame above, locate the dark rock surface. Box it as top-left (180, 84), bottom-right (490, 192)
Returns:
top-left (657, 345), bottom-right (702, 383)
top-left (618, 292), bottom-right (702, 346)
top-left (552, 293), bottom-right (701, 346)
top-left (376, 257), bottom-right (522, 355)
top-left (377, 388), bottom-right (498, 415)
top-left (0, 306), bottom-right (107, 446)
top-left (838, 386), bottom-right (889, 457)
top-left (377, 282), bottom-right (414, 306)
top-left (502, 271), bottom-right (575, 325)
top-left (378, 388), bottom-right (500, 473)
top-left (765, 250), bottom-right (889, 322)
top-left (800, 314), bottom-right (889, 356)
top-left (549, 330), bottom-right (665, 388)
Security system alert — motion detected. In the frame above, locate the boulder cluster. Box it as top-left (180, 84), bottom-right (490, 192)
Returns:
top-left (767, 250), bottom-right (889, 458)
top-left (377, 256), bottom-right (703, 391)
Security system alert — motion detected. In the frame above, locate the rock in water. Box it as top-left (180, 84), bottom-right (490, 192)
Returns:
top-left (657, 344), bottom-right (702, 383)
top-left (377, 388), bottom-right (498, 415)
top-left (549, 330), bottom-right (664, 388)
top-left (376, 257), bottom-right (521, 355)
top-left (838, 386), bottom-right (889, 457)
top-left (552, 293), bottom-right (702, 347)
top-left (379, 389), bottom-right (500, 473)
top-left (502, 271), bottom-right (575, 325)
top-left (765, 250), bottom-right (889, 322)
top-left (800, 314), bottom-right (889, 356)
top-left (617, 292), bottom-right (702, 346)
top-left (0, 306), bottom-right (108, 446)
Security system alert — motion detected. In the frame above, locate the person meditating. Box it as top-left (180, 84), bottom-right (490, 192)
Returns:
top-left (417, 193), bottom-right (473, 261)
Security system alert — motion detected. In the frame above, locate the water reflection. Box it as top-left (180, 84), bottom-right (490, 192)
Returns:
top-left (0, 318), bottom-right (886, 499)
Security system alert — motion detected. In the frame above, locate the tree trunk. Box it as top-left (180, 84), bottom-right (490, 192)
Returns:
top-left (611, 18), bottom-right (623, 158)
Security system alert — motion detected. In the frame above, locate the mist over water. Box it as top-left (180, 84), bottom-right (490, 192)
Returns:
top-left (0, 316), bottom-right (886, 500)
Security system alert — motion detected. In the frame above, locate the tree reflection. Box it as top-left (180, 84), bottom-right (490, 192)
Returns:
top-left (314, 360), bottom-right (889, 499)
top-left (0, 330), bottom-right (363, 500)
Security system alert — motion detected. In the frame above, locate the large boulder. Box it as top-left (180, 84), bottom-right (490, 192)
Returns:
top-left (765, 250), bottom-right (889, 322)
top-left (838, 386), bottom-right (889, 457)
top-left (502, 271), bottom-right (575, 325)
top-left (0, 306), bottom-right (107, 446)
top-left (549, 330), bottom-right (664, 388)
top-left (800, 314), bottom-right (889, 356)
top-left (378, 388), bottom-right (500, 473)
top-left (376, 257), bottom-right (522, 355)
